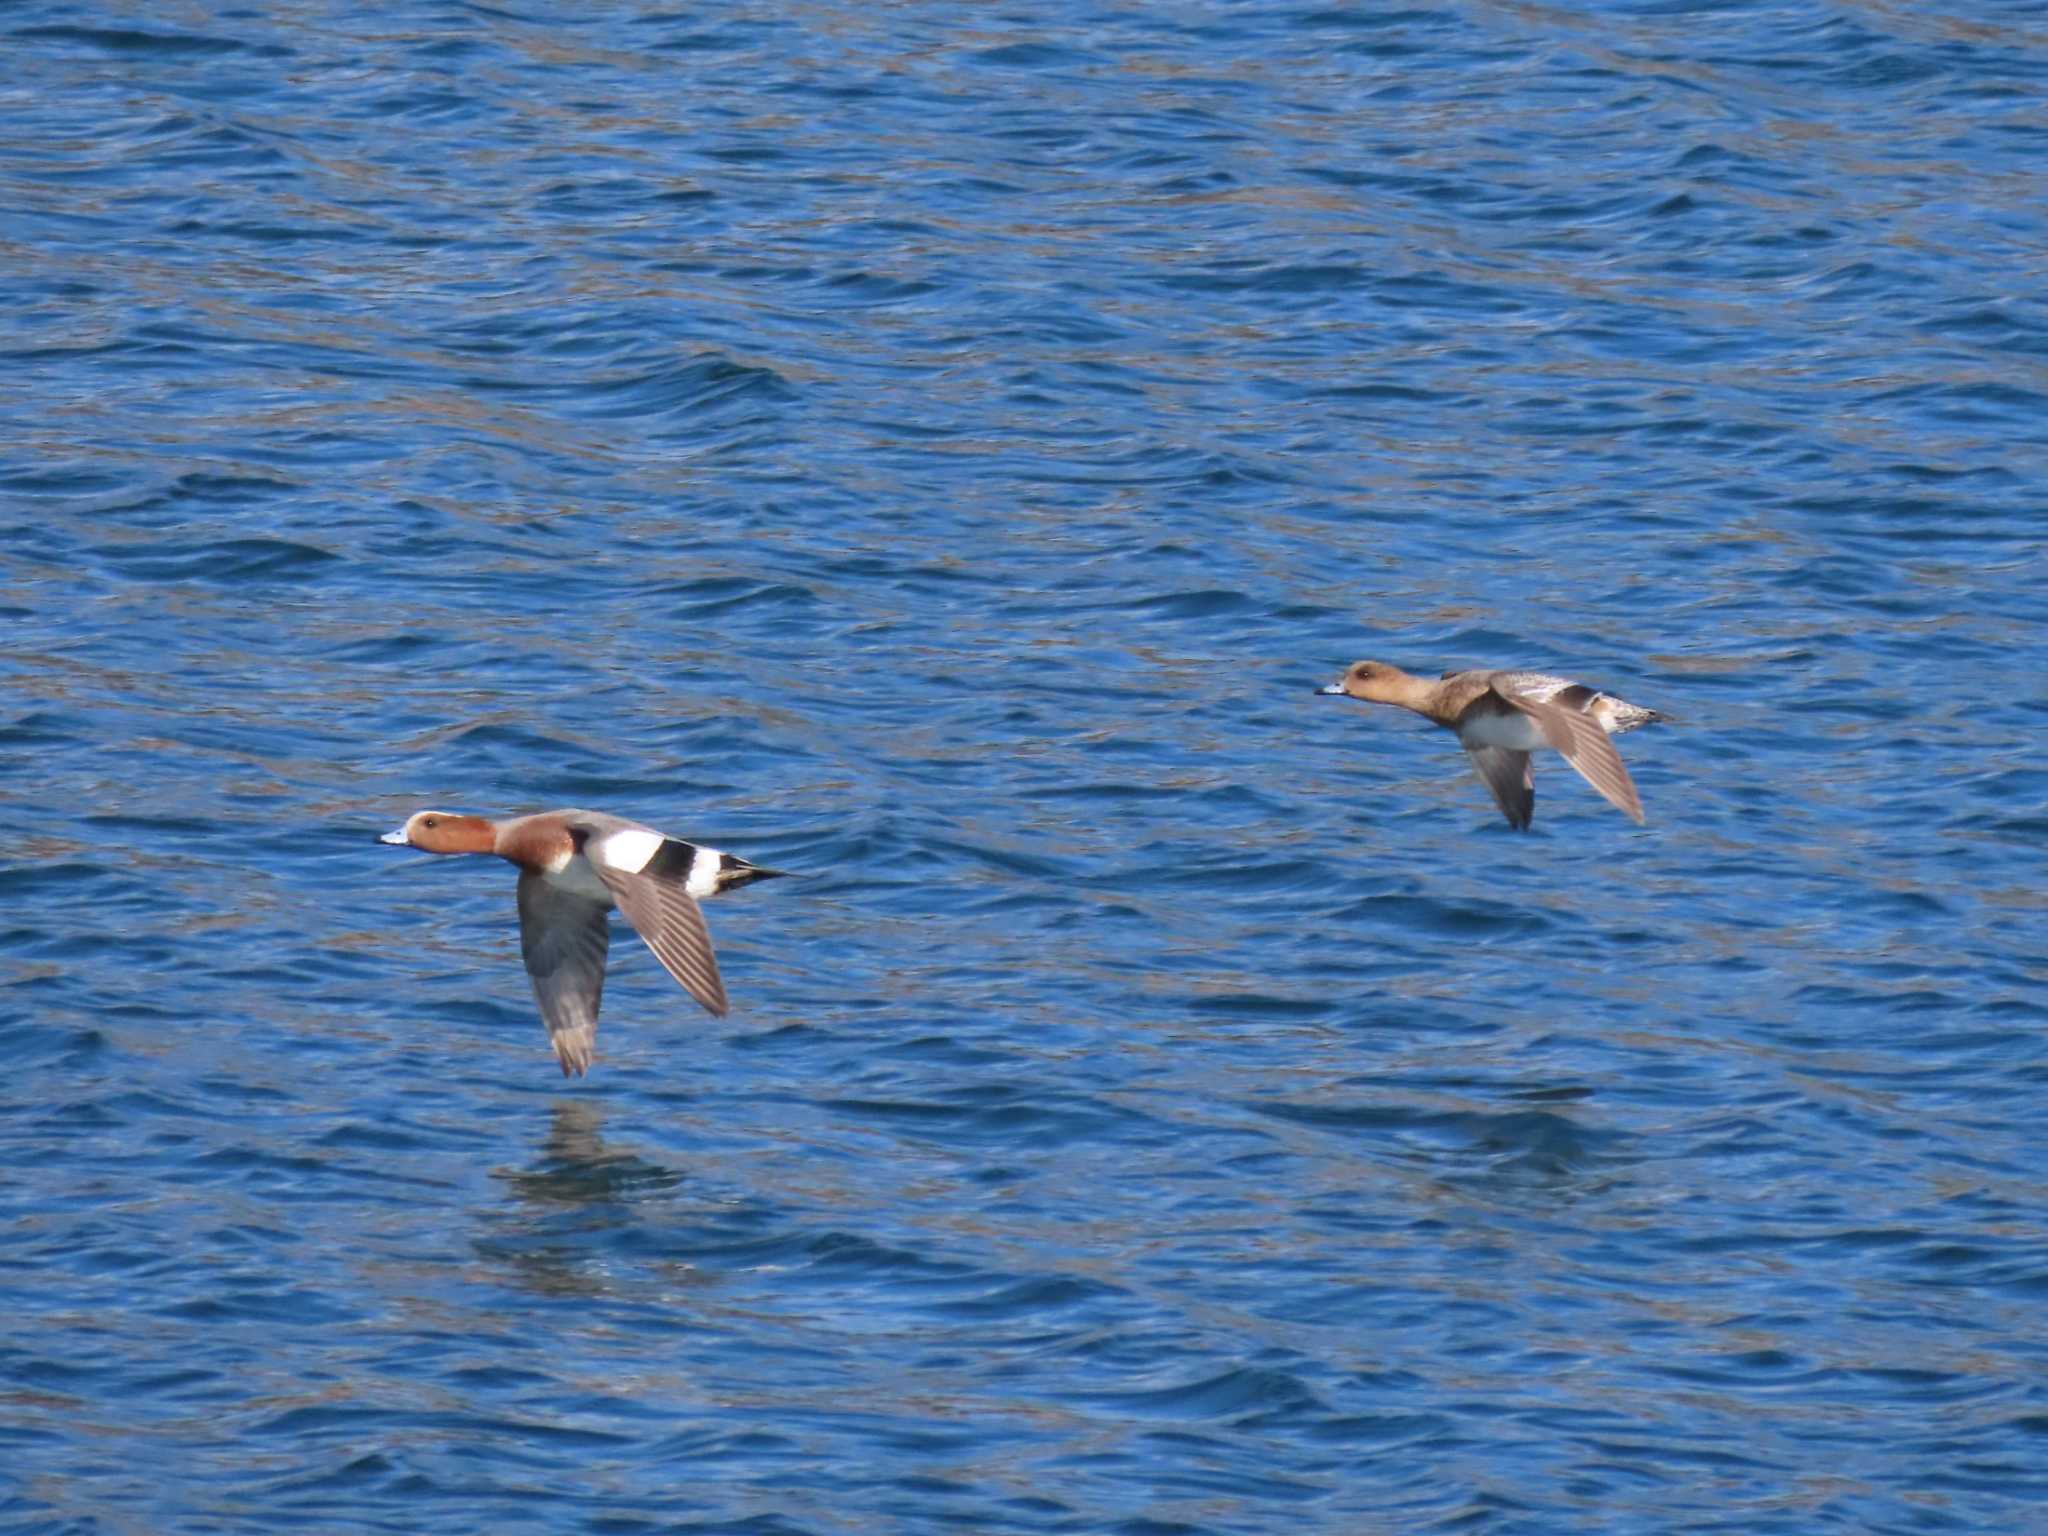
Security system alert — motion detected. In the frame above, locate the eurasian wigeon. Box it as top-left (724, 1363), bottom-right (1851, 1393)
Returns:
top-left (1316, 662), bottom-right (1666, 829)
top-left (380, 809), bottom-right (787, 1076)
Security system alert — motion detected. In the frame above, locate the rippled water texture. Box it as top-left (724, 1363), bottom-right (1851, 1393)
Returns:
top-left (4, 2), bottom-right (2046, 1532)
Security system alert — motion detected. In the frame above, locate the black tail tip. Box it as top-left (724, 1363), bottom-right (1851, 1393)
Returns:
top-left (720, 862), bottom-right (794, 892)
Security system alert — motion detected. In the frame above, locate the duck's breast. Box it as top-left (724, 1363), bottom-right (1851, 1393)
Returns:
top-left (1459, 705), bottom-right (1546, 752)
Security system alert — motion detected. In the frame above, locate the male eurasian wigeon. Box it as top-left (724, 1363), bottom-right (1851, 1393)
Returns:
top-left (1316, 662), bottom-right (1666, 829)
top-left (380, 809), bottom-right (786, 1076)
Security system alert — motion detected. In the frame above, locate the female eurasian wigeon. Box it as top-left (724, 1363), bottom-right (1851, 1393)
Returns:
top-left (380, 809), bottom-right (786, 1077)
top-left (1316, 662), bottom-right (1666, 830)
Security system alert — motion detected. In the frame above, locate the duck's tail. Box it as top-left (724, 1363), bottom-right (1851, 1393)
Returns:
top-left (1603, 699), bottom-right (1672, 734)
top-left (705, 853), bottom-right (794, 896)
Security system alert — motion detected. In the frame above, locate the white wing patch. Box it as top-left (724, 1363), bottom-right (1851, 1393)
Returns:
top-left (596, 827), bottom-right (664, 874)
top-left (686, 845), bottom-right (725, 898)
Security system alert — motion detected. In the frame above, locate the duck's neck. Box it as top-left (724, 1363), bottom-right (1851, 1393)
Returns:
top-left (1376, 668), bottom-right (1442, 718)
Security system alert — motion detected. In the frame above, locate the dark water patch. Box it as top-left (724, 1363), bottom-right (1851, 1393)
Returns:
top-left (1251, 1099), bottom-right (1621, 1175)
top-left (821, 1087), bottom-right (1150, 1148)
top-left (1074, 1365), bottom-right (1325, 1422)
top-left (928, 1272), bottom-right (1125, 1320)
top-left (1329, 891), bottom-right (1558, 941)
top-left (645, 578), bottom-right (822, 619)
top-left (94, 535), bottom-right (338, 585)
top-left (563, 355), bottom-right (798, 423)
top-left (1118, 588), bottom-right (1257, 621)
top-left (155, 1285), bottom-right (364, 1326)
top-left (1182, 991), bottom-right (1336, 1024)
top-left (13, 24), bottom-right (288, 57)
top-left (0, 464), bottom-right (137, 495)
top-left (162, 217), bottom-right (376, 246)
top-left (0, 704), bottom-right (80, 745)
top-left (0, 861), bottom-right (131, 897)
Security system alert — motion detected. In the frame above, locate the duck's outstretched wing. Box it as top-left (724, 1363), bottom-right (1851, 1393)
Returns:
top-left (1463, 744), bottom-right (1536, 830)
top-left (516, 872), bottom-right (611, 1077)
top-left (1499, 687), bottom-right (1645, 824)
top-left (590, 856), bottom-right (729, 1018)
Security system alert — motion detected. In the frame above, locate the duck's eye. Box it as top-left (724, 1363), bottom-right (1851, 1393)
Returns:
top-left (422, 816), bottom-right (439, 828)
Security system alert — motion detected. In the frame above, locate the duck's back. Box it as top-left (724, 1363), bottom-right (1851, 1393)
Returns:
top-left (1466, 670), bottom-right (1663, 734)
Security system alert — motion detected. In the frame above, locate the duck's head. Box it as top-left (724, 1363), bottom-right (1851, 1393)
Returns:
top-left (379, 810), bottom-right (494, 854)
top-left (1315, 660), bottom-right (1406, 702)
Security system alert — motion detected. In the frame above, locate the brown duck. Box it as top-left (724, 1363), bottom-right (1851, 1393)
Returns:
top-left (1317, 662), bottom-right (1665, 829)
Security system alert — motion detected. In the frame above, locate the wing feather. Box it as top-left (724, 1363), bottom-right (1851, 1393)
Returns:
top-left (1500, 689), bottom-right (1645, 824)
top-left (516, 872), bottom-right (610, 1077)
top-left (593, 859), bottom-right (729, 1018)
top-left (1464, 744), bottom-right (1536, 830)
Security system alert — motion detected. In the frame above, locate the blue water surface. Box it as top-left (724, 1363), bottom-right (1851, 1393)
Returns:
top-left (3, 2), bottom-right (2046, 1532)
